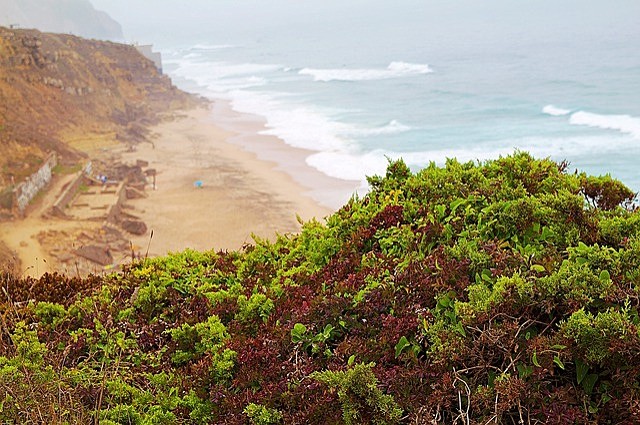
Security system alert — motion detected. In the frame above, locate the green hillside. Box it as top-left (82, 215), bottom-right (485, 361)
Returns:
top-left (2, 152), bottom-right (640, 424)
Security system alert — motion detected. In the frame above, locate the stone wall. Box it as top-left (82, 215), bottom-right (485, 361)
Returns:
top-left (13, 152), bottom-right (57, 215)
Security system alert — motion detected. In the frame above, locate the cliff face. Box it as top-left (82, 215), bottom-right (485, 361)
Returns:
top-left (0, 0), bottom-right (123, 40)
top-left (0, 26), bottom-right (197, 186)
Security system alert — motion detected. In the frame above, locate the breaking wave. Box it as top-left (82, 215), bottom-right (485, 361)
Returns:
top-left (299, 62), bottom-right (433, 82)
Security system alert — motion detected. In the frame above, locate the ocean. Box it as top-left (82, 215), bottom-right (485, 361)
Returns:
top-left (94, 0), bottom-right (640, 206)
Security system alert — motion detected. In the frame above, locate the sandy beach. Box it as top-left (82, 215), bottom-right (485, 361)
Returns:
top-left (122, 103), bottom-right (356, 257)
top-left (1, 101), bottom-right (362, 277)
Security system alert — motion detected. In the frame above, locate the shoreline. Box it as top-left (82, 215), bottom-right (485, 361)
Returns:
top-left (208, 99), bottom-right (362, 211)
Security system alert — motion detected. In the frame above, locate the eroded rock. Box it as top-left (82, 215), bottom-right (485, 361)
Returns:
top-left (75, 244), bottom-right (112, 266)
top-left (121, 219), bottom-right (147, 235)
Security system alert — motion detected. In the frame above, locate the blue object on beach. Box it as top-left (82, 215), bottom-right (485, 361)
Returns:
top-left (194, 180), bottom-right (203, 188)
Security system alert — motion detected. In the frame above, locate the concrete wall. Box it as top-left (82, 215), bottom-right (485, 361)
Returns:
top-left (51, 172), bottom-right (84, 218)
top-left (134, 44), bottom-right (162, 73)
top-left (106, 181), bottom-right (127, 224)
top-left (51, 161), bottom-right (92, 217)
top-left (13, 152), bottom-right (57, 215)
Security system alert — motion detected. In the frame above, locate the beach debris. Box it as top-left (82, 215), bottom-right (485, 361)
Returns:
top-left (194, 180), bottom-right (203, 188)
top-left (126, 186), bottom-right (147, 199)
top-left (75, 244), bottom-right (113, 266)
top-left (121, 219), bottom-right (147, 235)
top-left (101, 225), bottom-right (124, 242)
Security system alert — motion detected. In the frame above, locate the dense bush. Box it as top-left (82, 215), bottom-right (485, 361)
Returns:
top-left (2, 152), bottom-right (640, 424)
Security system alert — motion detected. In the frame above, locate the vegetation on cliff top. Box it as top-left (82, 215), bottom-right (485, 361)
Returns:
top-left (2, 152), bottom-right (640, 424)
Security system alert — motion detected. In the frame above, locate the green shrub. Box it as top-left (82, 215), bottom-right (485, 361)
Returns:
top-left (537, 259), bottom-right (612, 304)
top-left (236, 293), bottom-right (275, 324)
top-left (179, 391), bottom-right (216, 424)
top-left (560, 307), bottom-right (635, 363)
top-left (244, 403), bottom-right (284, 425)
top-left (34, 301), bottom-right (67, 327)
top-left (169, 315), bottom-right (228, 364)
top-left (310, 363), bottom-right (402, 425)
top-left (5, 152), bottom-right (640, 422)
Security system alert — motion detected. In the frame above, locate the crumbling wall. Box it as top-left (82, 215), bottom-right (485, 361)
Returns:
top-left (13, 152), bottom-right (57, 215)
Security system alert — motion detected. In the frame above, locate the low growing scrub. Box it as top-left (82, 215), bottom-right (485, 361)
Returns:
top-left (2, 152), bottom-right (640, 423)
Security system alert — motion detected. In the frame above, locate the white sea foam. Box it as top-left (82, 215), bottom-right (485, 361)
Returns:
top-left (387, 62), bottom-right (433, 74)
top-left (305, 132), bottom-right (636, 186)
top-left (542, 105), bottom-right (572, 116)
top-left (543, 106), bottom-right (640, 139)
top-left (299, 61), bottom-right (433, 82)
top-left (306, 151), bottom-right (392, 182)
top-left (223, 92), bottom-right (416, 184)
top-left (305, 146), bottom-right (515, 185)
top-left (569, 111), bottom-right (640, 139)
top-left (170, 59), bottom-right (279, 91)
top-left (229, 92), bottom-right (416, 157)
top-left (190, 43), bottom-right (235, 51)
top-left (228, 90), bottom-right (352, 152)
top-left (343, 120), bottom-right (412, 137)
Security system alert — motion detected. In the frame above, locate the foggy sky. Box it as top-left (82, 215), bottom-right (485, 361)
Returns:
top-left (89, 0), bottom-right (640, 46)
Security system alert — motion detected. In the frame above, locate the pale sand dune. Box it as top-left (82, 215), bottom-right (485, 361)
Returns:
top-left (122, 105), bottom-right (341, 256)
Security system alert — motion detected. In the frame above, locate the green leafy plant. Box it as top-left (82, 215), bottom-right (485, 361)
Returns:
top-left (291, 322), bottom-right (337, 356)
top-left (310, 363), bottom-right (403, 425)
top-left (169, 315), bottom-right (229, 364)
top-left (244, 403), bottom-right (283, 425)
top-left (236, 293), bottom-right (275, 324)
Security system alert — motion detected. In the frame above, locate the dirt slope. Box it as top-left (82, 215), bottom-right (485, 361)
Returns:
top-left (0, 26), bottom-right (197, 185)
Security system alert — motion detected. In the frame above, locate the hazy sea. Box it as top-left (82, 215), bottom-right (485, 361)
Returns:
top-left (96, 0), bottom-right (640, 204)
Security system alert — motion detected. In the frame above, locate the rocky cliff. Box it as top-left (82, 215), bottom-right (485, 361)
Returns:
top-left (0, 26), bottom-right (197, 186)
top-left (0, 0), bottom-right (123, 40)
